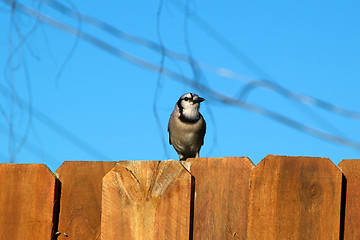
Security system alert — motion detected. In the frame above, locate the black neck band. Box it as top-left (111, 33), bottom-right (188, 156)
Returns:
top-left (179, 115), bottom-right (200, 123)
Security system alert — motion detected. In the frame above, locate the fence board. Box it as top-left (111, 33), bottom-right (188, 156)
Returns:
top-left (55, 161), bottom-right (117, 240)
top-left (101, 160), bottom-right (193, 240)
top-left (338, 159), bottom-right (360, 239)
top-left (186, 157), bottom-right (254, 240)
top-left (247, 155), bottom-right (343, 240)
top-left (0, 164), bottom-right (59, 240)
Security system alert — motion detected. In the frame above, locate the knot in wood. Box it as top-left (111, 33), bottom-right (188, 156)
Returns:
top-left (308, 182), bottom-right (321, 199)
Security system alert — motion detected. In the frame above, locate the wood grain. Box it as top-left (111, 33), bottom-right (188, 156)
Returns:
top-left (247, 155), bottom-right (343, 240)
top-left (338, 159), bottom-right (360, 240)
top-left (0, 164), bottom-right (59, 240)
top-left (186, 157), bottom-right (254, 240)
top-left (55, 161), bottom-right (117, 240)
top-left (101, 160), bottom-right (193, 240)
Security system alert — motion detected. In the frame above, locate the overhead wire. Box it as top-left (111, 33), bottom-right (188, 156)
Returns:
top-left (38, 0), bottom-right (360, 122)
top-left (41, 0), bottom-right (357, 144)
top-left (4, 0), bottom-right (360, 151)
top-left (172, 0), bottom-right (355, 138)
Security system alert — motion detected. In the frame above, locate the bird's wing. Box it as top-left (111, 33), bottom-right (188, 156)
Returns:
top-left (167, 122), bottom-right (172, 145)
top-left (200, 114), bottom-right (206, 146)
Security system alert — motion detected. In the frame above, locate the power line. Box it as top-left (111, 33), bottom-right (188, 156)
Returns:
top-left (5, 0), bottom-right (360, 151)
top-left (237, 79), bottom-right (360, 121)
top-left (39, 0), bottom-right (360, 122)
top-left (171, 0), bottom-right (360, 123)
top-left (172, 0), bottom-right (358, 139)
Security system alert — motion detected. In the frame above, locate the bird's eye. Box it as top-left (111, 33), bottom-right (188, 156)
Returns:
top-left (184, 97), bottom-right (189, 101)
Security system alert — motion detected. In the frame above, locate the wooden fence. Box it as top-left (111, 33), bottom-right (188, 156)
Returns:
top-left (0, 155), bottom-right (359, 239)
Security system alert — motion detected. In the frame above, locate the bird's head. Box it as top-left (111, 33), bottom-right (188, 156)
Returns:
top-left (177, 93), bottom-right (205, 120)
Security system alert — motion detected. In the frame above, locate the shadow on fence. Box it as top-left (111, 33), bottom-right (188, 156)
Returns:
top-left (0, 155), bottom-right (359, 239)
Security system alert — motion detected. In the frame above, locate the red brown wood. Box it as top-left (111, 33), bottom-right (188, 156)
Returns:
top-left (0, 164), bottom-right (59, 240)
top-left (101, 160), bottom-right (193, 240)
top-left (247, 155), bottom-right (343, 239)
top-left (186, 157), bottom-right (254, 239)
top-left (338, 159), bottom-right (360, 240)
top-left (55, 161), bottom-right (117, 240)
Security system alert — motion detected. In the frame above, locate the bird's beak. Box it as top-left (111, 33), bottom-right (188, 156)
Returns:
top-left (193, 97), bottom-right (205, 103)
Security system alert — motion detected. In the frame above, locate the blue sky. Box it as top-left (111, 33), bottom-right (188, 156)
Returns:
top-left (1, 0), bottom-right (360, 171)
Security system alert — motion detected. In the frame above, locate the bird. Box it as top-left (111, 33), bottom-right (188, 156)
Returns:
top-left (168, 92), bottom-right (206, 160)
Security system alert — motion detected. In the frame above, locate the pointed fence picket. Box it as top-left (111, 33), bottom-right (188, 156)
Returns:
top-left (55, 161), bottom-right (117, 240)
top-left (101, 160), bottom-right (192, 240)
top-left (247, 155), bottom-right (343, 240)
top-left (0, 164), bottom-right (59, 240)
